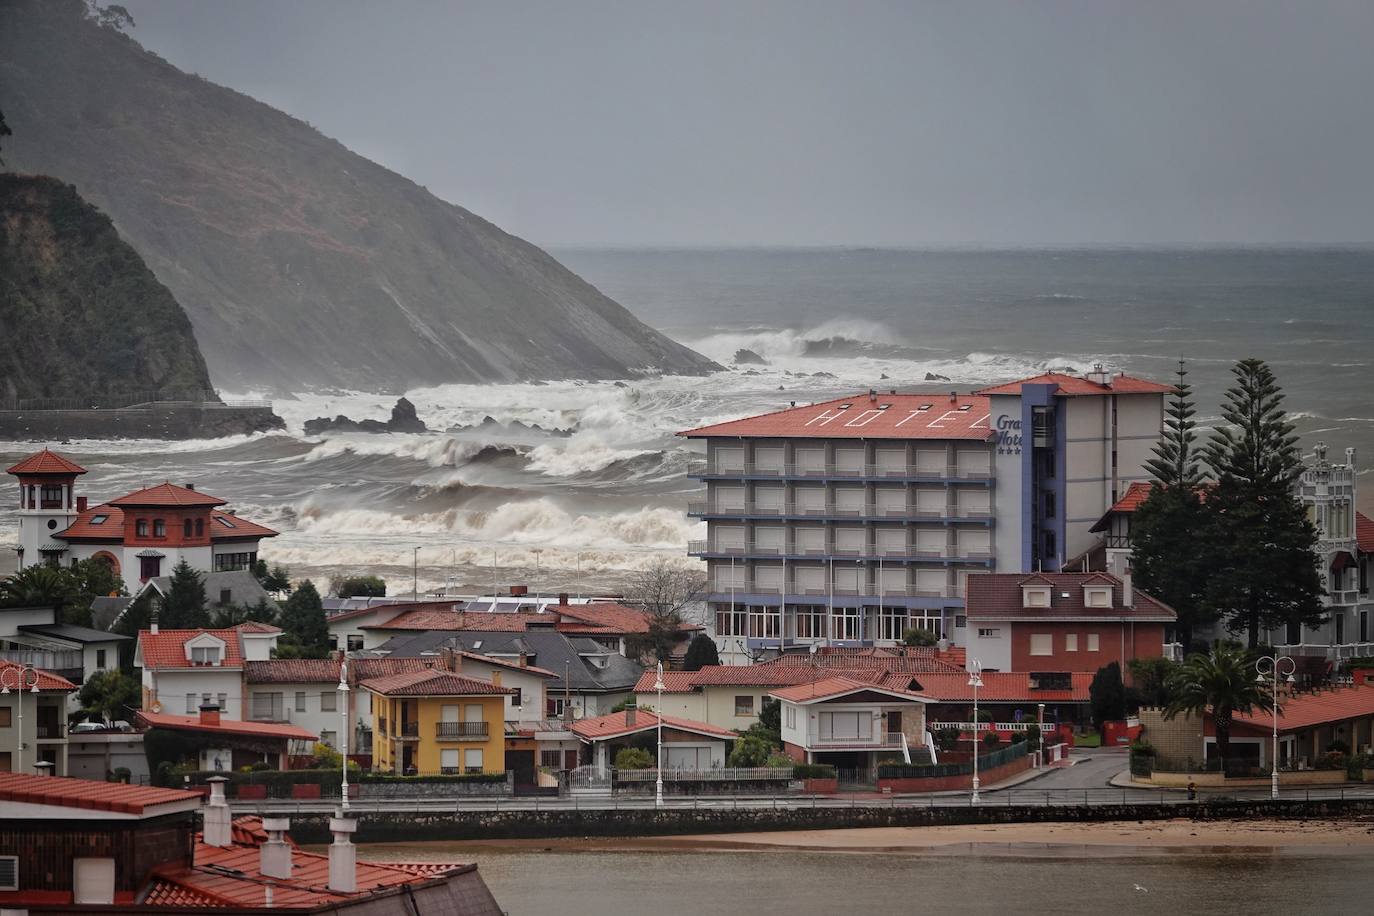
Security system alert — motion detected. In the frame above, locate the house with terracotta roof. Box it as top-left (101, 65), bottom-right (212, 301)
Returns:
top-left (571, 708), bottom-right (733, 774)
top-left (135, 623), bottom-right (281, 719)
top-left (0, 659), bottom-right (78, 776)
top-left (0, 606), bottom-right (129, 712)
top-left (136, 703), bottom-right (318, 772)
top-left (679, 367), bottom-right (1169, 663)
top-left (7, 448), bottom-right (278, 582)
top-left (359, 660), bottom-right (515, 776)
top-left (963, 572), bottom-right (1174, 675)
top-left (0, 772), bottom-right (504, 913)
top-left (772, 676), bottom-right (934, 774)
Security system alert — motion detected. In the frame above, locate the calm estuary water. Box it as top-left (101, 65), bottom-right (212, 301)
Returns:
top-left (361, 846), bottom-right (1363, 915)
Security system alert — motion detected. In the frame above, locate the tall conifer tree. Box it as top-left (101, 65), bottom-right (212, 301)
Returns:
top-left (1131, 361), bottom-right (1214, 648)
top-left (1201, 359), bottom-right (1324, 647)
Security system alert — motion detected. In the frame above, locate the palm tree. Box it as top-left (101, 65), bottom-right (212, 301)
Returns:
top-left (1164, 644), bottom-right (1273, 768)
top-left (0, 565), bottom-right (75, 609)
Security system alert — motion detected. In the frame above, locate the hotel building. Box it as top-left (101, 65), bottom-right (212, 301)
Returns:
top-left (681, 368), bottom-right (1170, 660)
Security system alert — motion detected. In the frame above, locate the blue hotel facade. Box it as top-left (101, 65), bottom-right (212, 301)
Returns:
top-left (682, 368), bottom-right (1169, 663)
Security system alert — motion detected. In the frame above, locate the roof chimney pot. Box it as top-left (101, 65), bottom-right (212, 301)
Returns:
top-left (202, 777), bottom-right (232, 847)
top-left (327, 815), bottom-right (358, 893)
top-left (260, 816), bottom-right (293, 879)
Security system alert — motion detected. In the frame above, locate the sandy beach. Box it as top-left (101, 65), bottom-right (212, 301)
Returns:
top-left (356, 817), bottom-right (1374, 861)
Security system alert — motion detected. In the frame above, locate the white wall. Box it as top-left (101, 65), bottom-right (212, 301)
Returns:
top-left (966, 625), bottom-right (1012, 672)
top-left (149, 668), bottom-right (244, 718)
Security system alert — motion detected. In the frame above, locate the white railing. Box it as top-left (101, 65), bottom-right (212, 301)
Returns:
top-left (615, 767), bottom-right (794, 782)
top-left (1274, 642), bottom-right (1374, 661)
top-left (807, 731), bottom-right (906, 748)
top-left (931, 722), bottom-right (1057, 733)
top-left (689, 460), bottom-right (994, 480)
top-left (0, 648), bottom-right (83, 671)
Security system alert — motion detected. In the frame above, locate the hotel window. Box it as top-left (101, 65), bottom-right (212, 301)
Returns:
top-left (1043, 491), bottom-right (1056, 519)
top-left (295, 692), bottom-right (307, 712)
top-left (1064, 634), bottom-right (1078, 652)
top-left (136, 518), bottom-right (149, 537)
top-left (321, 691), bottom-right (337, 712)
top-left (716, 605), bottom-right (747, 636)
top-left (834, 607), bottom-right (861, 641)
top-left (1086, 633), bottom-right (1100, 652)
top-left (735, 695), bottom-right (755, 716)
top-left (1030, 634), bottom-right (1053, 656)
top-left (1038, 449), bottom-right (1056, 479)
top-left (153, 519), bottom-right (166, 538)
top-left (463, 748), bottom-right (484, 773)
top-left (747, 605), bottom-right (781, 638)
top-left (792, 606), bottom-right (827, 639)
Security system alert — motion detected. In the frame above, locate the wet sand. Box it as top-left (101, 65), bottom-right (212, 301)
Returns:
top-left (355, 817), bottom-right (1374, 861)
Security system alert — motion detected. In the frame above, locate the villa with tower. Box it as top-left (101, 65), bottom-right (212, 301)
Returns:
top-left (8, 448), bottom-right (278, 582)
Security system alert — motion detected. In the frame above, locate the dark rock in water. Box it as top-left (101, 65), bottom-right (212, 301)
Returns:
top-left (742, 369), bottom-right (760, 376)
top-left (304, 397), bottom-right (428, 435)
top-left (924, 372), bottom-right (951, 382)
top-left (613, 381), bottom-right (629, 388)
top-left (733, 348), bottom-right (769, 366)
top-left (880, 373), bottom-right (890, 380)
top-left (811, 371), bottom-right (837, 379)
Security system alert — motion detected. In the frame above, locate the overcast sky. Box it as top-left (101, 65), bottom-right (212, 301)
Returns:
top-left (119, 0), bottom-right (1374, 247)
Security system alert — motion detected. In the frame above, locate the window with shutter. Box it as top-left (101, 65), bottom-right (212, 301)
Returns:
top-left (0, 856), bottom-right (17, 891)
top-left (1030, 634), bottom-right (1053, 656)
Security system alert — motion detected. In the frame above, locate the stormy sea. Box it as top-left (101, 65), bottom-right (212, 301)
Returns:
top-left (3, 247), bottom-right (1371, 592)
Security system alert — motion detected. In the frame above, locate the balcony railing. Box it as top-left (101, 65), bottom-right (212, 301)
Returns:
top-left (397, 721), bottom-right (419, 739)
top-left (689, 460), bottom-right (993, 480)
top-left (691, 539), bottom-right (993, 560)
top-left (0, 648), bottom-right (84, 671)
top-left (436, 721), bottom-right (490, 740)
top-left (710, 584), bottom-right (962, 599)
top-left (806, 731), bottom-right (907, 748)
top-left (687, 501), bottom-right (992, 521)
top-left (35, 722), bottom-right (65, 740)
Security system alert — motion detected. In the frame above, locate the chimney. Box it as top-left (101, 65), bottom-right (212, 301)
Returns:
top-left (868, 389), bottom-right (877, 403)
top-left (150, 615), bottom-right (159, 636)
top-left (949, 390), bottom-right (957, 402)
top-left (510, 584), bottom-right (528, 597)
top-left (625, 704), bottom-right (637, 727)
top-left (490, 670), bottom-right (502, 687)
top-left (76, 495), bottom-right (88, 512)
top-left (1121, 572), bottom-right (1134, 607)
top-left (327, 815), bottom-right (358, 893)
top-left (199, 702), bottom-right (221, 726)
top-left (202, 777), bottom-right (232, 847)
top-left (185, 483), bottom-right (196, 491)
top-left (518, 651), bottom-right (529, 668)
top-left (259, 817), bottom-right (293, 880)
top-left (558, 592), bottom-right (569, 606)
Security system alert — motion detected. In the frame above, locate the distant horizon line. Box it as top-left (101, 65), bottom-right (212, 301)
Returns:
top-left (546, 241), bottom-right (1374, 252)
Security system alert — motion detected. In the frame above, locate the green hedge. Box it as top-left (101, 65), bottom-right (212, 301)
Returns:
top-left (877, 742), bottom-right (1028, 779)
top-left (792, 764), bottom-right (836, 779)
top-left (178, 769), bottom-right (506, 793)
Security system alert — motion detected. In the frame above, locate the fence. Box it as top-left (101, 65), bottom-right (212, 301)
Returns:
top-left (878, 742), bottom-right (1029, 780)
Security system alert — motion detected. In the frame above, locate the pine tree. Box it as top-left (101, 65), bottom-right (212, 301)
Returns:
top-left (1088, 662), bottom-right (1127, 731)
top-left (682, 633), bottom-right (720, 671)
top-left (1201, 359), bottom-right (1324, 647)
top-left (276, 579), bottom-right (330, 658)
top-left (159, 560), bottom-right (208, 629)
top-left (1130, 361), bottom-right (1215, 648)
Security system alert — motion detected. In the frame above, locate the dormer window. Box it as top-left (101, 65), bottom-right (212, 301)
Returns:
top-left (1084, 587), bottom-right (1112, 608)
top-left (1022, 587), bottom-right (1051, 608)
top-left (191, 646), bottom-right (221, 666)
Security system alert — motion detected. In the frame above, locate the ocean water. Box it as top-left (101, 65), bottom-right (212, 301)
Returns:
top-left (2, 248), bottom-right (1371, 587)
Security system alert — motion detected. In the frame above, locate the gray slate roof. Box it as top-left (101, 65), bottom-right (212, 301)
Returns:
top-left (140, 570), bottom-right (271, 608)
top-left (18, 623), bottom-right (130, 644)
top-left (370, 628), bottom-right (644, 694)
top-left (89, 596), bottom-right (136, 630)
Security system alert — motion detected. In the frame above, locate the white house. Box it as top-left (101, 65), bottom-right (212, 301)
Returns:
top-left (134, 623), bottom-right (280, 719)
top-left (773, 676), bottom-right (933, 774)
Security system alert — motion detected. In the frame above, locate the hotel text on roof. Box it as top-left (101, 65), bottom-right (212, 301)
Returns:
top-left (680, 393), bottom-right (994, 440)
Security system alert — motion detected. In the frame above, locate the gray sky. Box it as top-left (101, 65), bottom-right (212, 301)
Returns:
top-left (120, 0), bottom-right (1374, 247)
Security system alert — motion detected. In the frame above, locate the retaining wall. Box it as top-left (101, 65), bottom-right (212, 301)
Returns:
top-left (279, 797), bottom-right (1374, 844)
top-left (877, 754), bottom-right (1033, 793)
top-left (0, 405), bottom-right (284, 440)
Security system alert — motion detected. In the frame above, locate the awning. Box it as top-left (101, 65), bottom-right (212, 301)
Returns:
top-left (1332, 551), bottom-right (1356, 573)
top-left (37, 543), bottom-right (67, 553)
top-left (135, 549), bottom-right (166, 559)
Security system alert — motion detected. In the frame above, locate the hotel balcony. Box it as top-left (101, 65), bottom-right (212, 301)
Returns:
top-left (707, 584), bottom-right (964, 601)
top-left (687, 501), bottom-right (994, 523)
top-left (436, 722), bottom-right (490, 741)
top-left (692, 541), bottom-right (994, 565)
top-left (687, 459), bottom-right (993, 483)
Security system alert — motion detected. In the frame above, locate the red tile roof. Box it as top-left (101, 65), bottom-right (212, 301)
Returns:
top-left (138, 628), bottom-right (247, 669)
top-left (551, 602), bottom-right (701, 635)
top-left (770, 675), bottom-right (929, 704)
top-left (110, 482), bottom-right (228, 508)
top-left (1107, 480), bottom-right (1155, 514)
top-left (246, 658), bottom-right (344, 684)
top-left (976, 372), bottom-right (1173, 397)
top-left (0, 773), bottom-right (202, 815)
top-left (136, 710), bottom-right (319, 741)
top-left (359, 668), bottom-right (517, 697)
top-left (1357, 511), bottom-right (1374, 554)
top-left (54, 503), bottom-right (124, 541)
top-left (763, 646), bottom-right (966, 674)
top-left (679, 393), bottom-right (995, 441)
top-left (570, 709), bottom-right (735, 741)
top-left (348, 656), bottom-right (451, 682)
top-left (6, 448), bottom-right (87, 475)
top-left (363, 605), bottom-right (511, 631)
top-left (965, 572), bottom-right (1177, 621)
top-left (210, 511), bottom-right (279, 540)
top-left (1234, 684), bottom-right (1374, 733)
top-left (911, 671), bottom-right (1094, 703)
top-left (0, 658), bottom-right (78, 692)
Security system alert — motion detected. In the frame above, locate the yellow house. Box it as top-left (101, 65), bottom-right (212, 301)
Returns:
top-left (359, 667), bottom-right (514, 775)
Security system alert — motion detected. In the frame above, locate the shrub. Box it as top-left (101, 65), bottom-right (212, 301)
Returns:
top-left (1346, 752), bottom-right (1373, 779)
top-left (249, 761), bottom-right (272, 772)
top-left (764, 753), bottom-right (794, 768)
top-left (1010, 730), bottom-right (1028, 745)
top-left (1314, 751), bottom-right (1347, 771)
top-left (792, 764), bottom-right (836, 779)
top-left (1326, 739), bottom-right (1351, 755)
top-left (111, 767), bottom-right (131, 783)
top-left (614, 747), bottom-right (655, 770)
top-left (933, 727), bottom-right (961, 751)
top-left (982, 730), bottom-right (1002, 747)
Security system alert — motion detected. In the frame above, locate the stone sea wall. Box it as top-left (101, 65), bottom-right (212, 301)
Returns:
top-left (282, 797), bottom-right (1374, 844)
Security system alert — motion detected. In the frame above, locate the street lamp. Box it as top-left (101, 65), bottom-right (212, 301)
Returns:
top-left (654, 662), bottom-right (666, 809)
top-left (0, 663), bottom-right (40, 774)
top-left (338, 656), bottom-right (350, 811)
top-left (1255, 654), bottom-right (1295, 800)
top-left (967, 659), bottom-right (983, 804)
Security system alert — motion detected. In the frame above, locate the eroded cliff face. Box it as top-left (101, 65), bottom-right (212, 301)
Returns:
top-left (0, 0), bottom-right (718, 392)
top-left (0, 173), bottom-right (214, 402)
